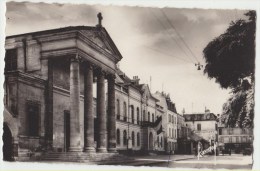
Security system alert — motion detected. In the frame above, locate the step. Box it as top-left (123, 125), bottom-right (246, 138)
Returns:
top-left (40, 152), bottom-right (131, 162)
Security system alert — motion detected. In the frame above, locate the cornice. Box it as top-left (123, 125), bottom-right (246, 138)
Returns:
top-left (5, 71), bottom-right (46, 86)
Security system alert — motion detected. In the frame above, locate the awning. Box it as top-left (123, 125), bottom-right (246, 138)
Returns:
top-left (189, 133), bottom-right (209, 143)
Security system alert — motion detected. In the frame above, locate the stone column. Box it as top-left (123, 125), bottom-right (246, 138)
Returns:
top-left (107, 74), bottom-right (116, 152)
top-left (96, 70), bottom-right (107, 153)
top-left (45, 59), bottom-right (53, 150)
top-left (69, 55), bottom-right (81, 152)
top-left (84, 63), bottom-right (95, 152)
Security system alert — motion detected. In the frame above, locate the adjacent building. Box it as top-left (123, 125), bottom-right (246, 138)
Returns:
top-left (218, 127), bottom-right (253, 154)
top-left (184, 110), bottom-right (218, 143)
top-left (153, 92), bottom-right (178, 153)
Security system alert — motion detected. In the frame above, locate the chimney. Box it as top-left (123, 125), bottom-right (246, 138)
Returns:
top-left (131, 76), bottom-right (140, 85)
top-left (205, 109), bottom-right (210, 114)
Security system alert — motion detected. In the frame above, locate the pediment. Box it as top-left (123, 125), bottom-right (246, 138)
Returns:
top-left (79, 28), bottom-right (122, 62)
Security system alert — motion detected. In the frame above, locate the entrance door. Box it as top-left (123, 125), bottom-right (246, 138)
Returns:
top-left (64, 111), bottom-right (70, 152)
top-left (3, 123), bottom-right (13, 161)
top-left (149, 132), bottom-right (153, 151)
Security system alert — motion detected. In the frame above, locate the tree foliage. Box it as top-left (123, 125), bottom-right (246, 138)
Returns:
top-left (203, 11), bottom-right (256, 128)
top-left (221, 79), bottom-right (254, 128)
top-left (203, 11), bottom-right (255, 89)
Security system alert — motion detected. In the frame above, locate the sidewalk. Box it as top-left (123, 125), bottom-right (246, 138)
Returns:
top-left (98, 154), bottom-right (195, 166)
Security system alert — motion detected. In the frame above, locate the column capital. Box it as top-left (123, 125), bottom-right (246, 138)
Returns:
top-left (84, 62), bottom-right (94, 70)
top-left (106, 73), bottom-right (116, 80)
top-left (70, 53), bottom-right (82, 62)
top-left (95, 68), bottom-right (106, 77)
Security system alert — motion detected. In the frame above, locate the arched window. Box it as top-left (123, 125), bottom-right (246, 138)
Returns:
top-left (161, 136), bottom-right (163, 147)
top-left (132, 131), bottom-right (135, 146)
top-left (123, 102), bottom-right (127, 122)
top-left (137, 107), bottom-right (140, 125)
top-left (157, 136), bottom-right (160, 147)
top-left (116, 99), bottom-right (120, 120)
top-left (137, 132), bottom-right (140, 146)
top-left (148, 112), bottom-right (150, 122)
top-left (123, 130), bottom-right (127, 145)
top-left (152, 113), bottom-right (154, 123)
top-left (131, 105), bottom-right (135, 124)
top-left (116, 129), bottom-right (120, 145)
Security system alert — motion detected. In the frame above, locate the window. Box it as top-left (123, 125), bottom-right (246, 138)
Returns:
top-left (132, 131), bottom-right (135, 146)
top-left (236, 136), bottom-right (239, 143)
top-left (152, 114), bottom-right (154, 123)
top-left (229, 128), bottom-right (233, 135)
top-left (137, 107), bottom-right (140, 125)
top-left (197, 124), bottom-right (201, 131)
top-left (148, 112), bottom-right (150, 122)
top-left (169, 128), bottom-right (171, 138)
top-left (131, 105), bottom-right (134, 124)
top-left (116, 129), bottom-right (120, 145)
top-left (123, 102), bottom-right (127, 122)
top-left (116, 99), bottom-right (120, 120)
top-left (143, 110), bottom-right (146, 121)
top-left (168, 114), bottom-right (171, 123)
top-left (161, 137), bottom-right (163, 147)
top-left (137, 133), bottom-right (140, 146)
top-left (27, 101), bottom-right (40, 136)
top-left (242, 137), bottom-right (247, 143)
top-left (123, 130), bottom-right (127, 145)
top-left (219, 128), bottom-right (222, 135)
top-left (157, 136), bottom-right (160, 147)
top-left (5, 49), bottom-right (17, 72)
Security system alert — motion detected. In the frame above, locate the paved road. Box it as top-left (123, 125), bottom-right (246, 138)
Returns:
top-left (134, 154), bottom-right (253, 169)
top-left (100, 154), bottom-right (252, 169)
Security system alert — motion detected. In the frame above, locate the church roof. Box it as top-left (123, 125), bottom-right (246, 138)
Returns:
top-left (6, 26), bottom-right (123, 62)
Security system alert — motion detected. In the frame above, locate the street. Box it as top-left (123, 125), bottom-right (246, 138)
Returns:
top-left (101, 154), bottom-right (253, 169)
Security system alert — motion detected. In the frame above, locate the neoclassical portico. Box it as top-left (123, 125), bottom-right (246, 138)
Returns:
top-left (36, 21), bottom-right (122, 153)
top-left (64, 54), bottom-right (117, 153)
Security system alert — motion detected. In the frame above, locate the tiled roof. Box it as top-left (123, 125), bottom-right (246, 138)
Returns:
top-left (184, 113), bottom-right (217, 121)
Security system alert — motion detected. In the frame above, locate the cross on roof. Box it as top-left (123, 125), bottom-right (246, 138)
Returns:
top-left (97, 12), bottom-right (103, 27)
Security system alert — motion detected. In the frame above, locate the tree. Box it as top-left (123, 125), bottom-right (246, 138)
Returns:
top-left (203, 11), bottom-right (256, 128)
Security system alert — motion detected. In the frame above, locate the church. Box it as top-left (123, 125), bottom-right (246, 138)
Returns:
top-left (3, 13), bottom-right (168, 161)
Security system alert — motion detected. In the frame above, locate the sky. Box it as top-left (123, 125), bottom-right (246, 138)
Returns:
top-left (5, 1), bottom-right (248, 114)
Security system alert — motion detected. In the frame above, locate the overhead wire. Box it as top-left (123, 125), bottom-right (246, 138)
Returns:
top-left (160, 9), bottom-right (200, 63)
top-left (148, 8), bottom-right (196, 64)
top-left (143, 45), bottom-right (193, 63)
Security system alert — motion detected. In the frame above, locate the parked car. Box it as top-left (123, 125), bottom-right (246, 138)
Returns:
top-left (222, 148), bottom-right (231, 155)
top-left (243, 148), bottom-right (252, 155)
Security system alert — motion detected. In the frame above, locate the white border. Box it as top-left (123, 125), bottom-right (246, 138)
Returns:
top-left (0, 0), bottom-right (259, 170)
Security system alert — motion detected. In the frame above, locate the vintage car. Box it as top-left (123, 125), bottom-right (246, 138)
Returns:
top-left (243, 148), bottom-right (252, 155)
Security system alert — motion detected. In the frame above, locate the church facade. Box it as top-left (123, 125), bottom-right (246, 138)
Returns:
top-left (3, 21), bottom-right (169, 161)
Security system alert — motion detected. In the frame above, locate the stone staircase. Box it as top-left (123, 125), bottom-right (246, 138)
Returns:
top-left (39, 152), bottom-right (133, 163)
top-left (18, 148), bottom-right (32, 161)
